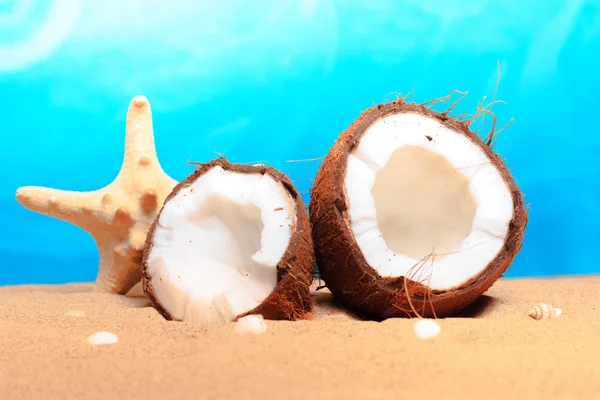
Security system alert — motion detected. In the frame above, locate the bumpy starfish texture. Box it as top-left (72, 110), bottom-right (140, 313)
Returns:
top-left (15, 96), bottom-right (178, 294)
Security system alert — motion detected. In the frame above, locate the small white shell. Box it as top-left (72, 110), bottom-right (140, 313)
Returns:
top-left (413, 319), bottom-right (441, 340)
top-left (527, 303), bottom-right (562, 320)
top-left (234, 314), bottom-right (268, 335)
top-left (87, 331), bottom-right (119, 345)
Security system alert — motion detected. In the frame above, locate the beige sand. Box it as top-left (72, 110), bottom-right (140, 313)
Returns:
top-left (1, 276), bottom-right (599, 400)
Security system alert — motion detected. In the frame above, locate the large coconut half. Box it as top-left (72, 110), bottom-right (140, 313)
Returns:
top-left (309, 100), bottom-right (527, 320)
top-left (141, 158), bottom-right (314, 323)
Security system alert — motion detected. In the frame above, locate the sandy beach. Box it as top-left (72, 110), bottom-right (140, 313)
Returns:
top-left (1, 276), bottom-right (599, 399)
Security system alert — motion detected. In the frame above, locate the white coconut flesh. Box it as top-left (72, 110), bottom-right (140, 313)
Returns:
top-left (145, 166), bottom-right (295, 323)
top-left (344, 112), bottom-right (514, 291)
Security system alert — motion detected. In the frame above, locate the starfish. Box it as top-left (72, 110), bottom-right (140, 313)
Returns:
top-left (16, 96), bottom-right (178, 294)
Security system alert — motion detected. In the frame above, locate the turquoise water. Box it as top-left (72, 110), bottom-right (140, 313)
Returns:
top-left (1, 1), bottom-right (598, 285)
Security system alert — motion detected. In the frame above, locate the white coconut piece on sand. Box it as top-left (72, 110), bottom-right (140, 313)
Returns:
top-left (234, 314), bottom-right (268, 335)
top-left (413, 319), bottom-right (441, 340)
top-left (87, 331), bottom-right (119, 345)
top-left (142, 159), bottom-right (314, 325)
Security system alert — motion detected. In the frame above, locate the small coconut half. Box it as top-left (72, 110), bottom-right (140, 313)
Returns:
top-left (141, 158), bottom-right (314, 323)
top-left (309, 100), bottom-right (527, 320)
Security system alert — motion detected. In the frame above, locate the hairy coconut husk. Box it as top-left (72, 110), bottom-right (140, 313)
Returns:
top-left (309, 100), bottom-right (527, 320)
top-left (141, 158), bottom-right (315, 322)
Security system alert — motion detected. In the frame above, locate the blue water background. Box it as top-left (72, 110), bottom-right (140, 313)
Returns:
top-left (0, 1), bottom-right (598, 286)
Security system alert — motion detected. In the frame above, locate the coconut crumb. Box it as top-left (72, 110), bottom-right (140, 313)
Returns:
top-left (87, 331), bottom-right (119, 345)
top-left (234, 314), bottom-right (267, 335)
top-left (413, 319), bottom-right (441, 340)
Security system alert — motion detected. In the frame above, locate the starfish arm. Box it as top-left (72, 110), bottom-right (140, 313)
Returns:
top-left (116, 95), bottom-right (178, 193)
top-left (120, 95), bottom-right (160, 171)
top-left (93, 231), bottom-right (144, 294)
top-left (15, 186), bottom-right (103, 229)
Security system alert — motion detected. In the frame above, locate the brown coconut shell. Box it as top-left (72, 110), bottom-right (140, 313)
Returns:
top-left (141, 158), bottom-right (315, 322)
top-left (309, 100), bottom-right (528, 321)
